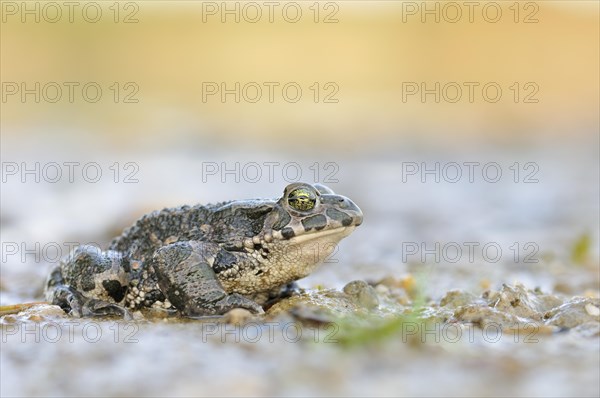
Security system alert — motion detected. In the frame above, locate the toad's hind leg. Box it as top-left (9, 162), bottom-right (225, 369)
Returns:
top-left (152, 241), bottom-right (264, 317)
top-left (45, 245), bottom-right (132, 319)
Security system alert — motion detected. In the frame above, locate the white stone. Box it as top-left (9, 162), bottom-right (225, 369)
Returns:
top-left (585, 303), bottom-right (600, 317)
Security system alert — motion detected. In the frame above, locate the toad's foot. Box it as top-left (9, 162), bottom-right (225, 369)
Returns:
top-left (49, 285), bottom-right (133, 320)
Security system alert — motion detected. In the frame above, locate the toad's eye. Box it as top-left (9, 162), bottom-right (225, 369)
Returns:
top-left (288, 188), bottom-right (316, 211)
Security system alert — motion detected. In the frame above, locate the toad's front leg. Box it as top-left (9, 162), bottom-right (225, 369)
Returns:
top-left (152, 241), bottom-right (264, 317)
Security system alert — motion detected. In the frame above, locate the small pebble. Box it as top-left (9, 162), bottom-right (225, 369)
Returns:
top-left (375, 284), bottom-right (389, 294)
top-left (1, 315), bottom-right (17, 324)
top-left (585, 303), bottom-right (600, 317)
top-left (343, 280), bottom-right (379, 310)
top-left (223, 308), bottom-right (254, 325)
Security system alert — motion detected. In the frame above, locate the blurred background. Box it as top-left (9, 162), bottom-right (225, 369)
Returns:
top-left (1, 1), bottom-right (599, 397)
top-left (2, 1), bottom-right (598, 146)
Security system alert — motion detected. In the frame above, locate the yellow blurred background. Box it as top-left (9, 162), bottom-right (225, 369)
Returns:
top-left (1, 1), bottom-right (598, 151)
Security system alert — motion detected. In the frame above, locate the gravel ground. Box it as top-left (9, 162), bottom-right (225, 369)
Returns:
top-left (1, 141), bottom-right (598, 397)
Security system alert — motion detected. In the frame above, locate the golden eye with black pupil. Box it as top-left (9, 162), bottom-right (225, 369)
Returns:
top-left (287, 188), bottom-right (316, 211)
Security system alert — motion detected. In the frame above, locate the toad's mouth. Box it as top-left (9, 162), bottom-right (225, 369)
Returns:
top-left (286, 226), bottom-right (355, 245)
